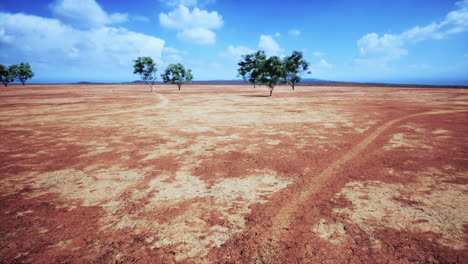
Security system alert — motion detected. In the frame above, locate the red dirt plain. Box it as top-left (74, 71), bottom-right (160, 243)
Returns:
top-left (0, 84), bottom-right (467, 264)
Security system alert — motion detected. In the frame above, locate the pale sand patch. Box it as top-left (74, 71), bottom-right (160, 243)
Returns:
top-left (30, 170), bottom-right (145, 206)
top-left (330, 175), bottom-right (468, 249)
top-left (312, 219), bottom-right (347, 245)
top-left (16, 210), bottom-right (33, 216)
top-left (384, 133), bottom-right (432, 150)
top-left (48, 239), bottom-right (73, 248)
top-left (104, 169), bottom-right (292, 261)
top-left (432, 129), bottom-right (449, 134)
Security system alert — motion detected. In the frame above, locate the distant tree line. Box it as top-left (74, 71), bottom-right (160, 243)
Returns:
top-left (238, 50), bottom-right (310, 96)
top-left (0, 63), bottom-right (34, 87)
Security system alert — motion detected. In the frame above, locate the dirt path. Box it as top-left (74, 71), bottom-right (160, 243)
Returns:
top-left (256, 109), bottom-right (468, 261)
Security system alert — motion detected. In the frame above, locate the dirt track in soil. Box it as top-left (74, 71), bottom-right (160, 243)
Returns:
top-left (0, 84), bottom-right (467, 263)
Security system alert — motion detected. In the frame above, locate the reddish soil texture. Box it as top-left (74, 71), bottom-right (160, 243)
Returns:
top-left (0, 84), bottom-right (467, 263)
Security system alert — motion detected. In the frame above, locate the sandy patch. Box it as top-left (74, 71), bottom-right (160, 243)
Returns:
top-left (327, 174), bottom-right (468, 249)
top-left (30, 170), bottom-right (146, 206)
top-left (384, 133), bottom-right (432, 150)
top-left (105, 169), bottom-right (292, 261)
top-left (312, 219), bottom-right (347, 245)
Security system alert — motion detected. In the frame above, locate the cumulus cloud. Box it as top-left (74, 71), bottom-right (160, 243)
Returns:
top-left (288, 29), bottom-right (301, 36)
top-left (222, 45), bottom-right (255, 60)
top-left (0, 12), bottom-right (164, 80)
top-left (159, 5), bottom-right (222, 30)
top-left (162, 46), bottom-right (188, 64)
top-left (176, 27), bottom-right (216, 44)
top-left (314, 59), bottom-right (333, 70)
top-left (356, 0), bottom-right (468, 64)
top-left (258, 34), bottom-right (284, 56)
top-left (159, 0), bottom-right (198, 7)
top-left (159, 5), bottom-right (222, 44)
top-left (222, 34), bottom-right (285, 60)
top-left (357, 33), bottom-right (407, 60)
top-left (50, 0), bottom-right (128, 29)
top-left (158, 0), bottom-right (216, 7)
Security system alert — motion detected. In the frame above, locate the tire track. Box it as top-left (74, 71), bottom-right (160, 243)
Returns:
top-left (255, 109), bottom-right (468, 262)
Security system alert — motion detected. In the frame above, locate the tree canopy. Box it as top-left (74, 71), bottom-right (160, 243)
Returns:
top-left (133, 57), bottom-right (158, 92)
top-left (237, 50), bottom-right (311, 96)
top-left (237, 51), bottom-right (266, 88)
top-left (161, 63), bottom-right (193, 90)
top-left (0, 63), bottom-right (34, 87)
top-left (283, 51), bottom-right (310, 90)
top-left (16, 63), bottom-right (35, 86)
top-left (257, 56), bottom-right (285, 96)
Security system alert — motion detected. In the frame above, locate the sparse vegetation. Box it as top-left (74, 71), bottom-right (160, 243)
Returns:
top-left (15, 63), bottom-right (35, 86)
top-left (238, 51), bottom-right (266, 88)
top-left (257, 56), bottom-right (285, 96)
top-left (283, 51), bottom-right (310, 90)
top-left (0, 63), bottom-right (34, 87)
top-left (161, 63), bottom-right (193, 90)
top-left (133, 57), bottom-right (158, 92)
top-left (238, 50), bottom-right (311, 96)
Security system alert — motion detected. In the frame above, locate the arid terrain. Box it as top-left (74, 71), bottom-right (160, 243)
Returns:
top-left (0, 84), bottom-right (467, 263)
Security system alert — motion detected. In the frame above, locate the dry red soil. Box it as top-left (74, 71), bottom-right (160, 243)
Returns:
top-left (0, 84), bottom-right (467, 264)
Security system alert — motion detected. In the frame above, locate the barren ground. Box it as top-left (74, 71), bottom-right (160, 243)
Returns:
top-left (0, 84), bottom-right (467, 264)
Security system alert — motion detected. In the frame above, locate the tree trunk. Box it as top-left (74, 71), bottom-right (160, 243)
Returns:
top-left (253, 83), bottom-right (256, 88)
top-left (269, 88), bottom-right (273, 97)
top-left (178, 84), bottom-right (181, 90)
top-left (150, 85), bottom-right (153, 92)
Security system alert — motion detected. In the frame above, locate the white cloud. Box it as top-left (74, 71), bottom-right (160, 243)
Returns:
top-left (274, 32), bottom-right (281, 37)
top-left (159, 0), bottom-right (216, 7)
top-left (159, 5), bottom-right (222, 29)
top-left (50, 0), bottom-right (128, 29)
top-left (176, 27), bottom-right (215, 44)
top-left (0, 12), bottom-right (165, 80)
top-left (288, 29), bottom-right (301, 36)
top-left (159, 0), bottom-right (198, 7)
top-left (222, 45), bottom-right (255, 60)
top-left (258, 34), bottom-right (284, 57)
top-left (356, 0), bottom-right (468, 64)
top-left (162, 46), bottom-right (188, 65)
top-left (357, 33), bottom-right (407, 60)
top-left (163, 46), bottom-right (181, 54)
top-left (314, 59), bottom-right (333, 70)
top-left (313, 51), bottom-right (325, 57)
top-left (159, 5), bottom-right (222, 45)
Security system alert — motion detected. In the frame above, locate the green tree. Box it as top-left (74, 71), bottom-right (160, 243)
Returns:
top-left (258, 56), bottom-right (285, 97)
top-left (16, 63), bottom-right (35, 86)
top-left (161, 63), bottom-right (193, 90)
top-left (133, 57), bottom-right (158, 92)
top-left (0, 64), bottom-right (17, 87)
top-left (237, 51), bottom-right (266, 88)
top-left (283, 51), bottom-right (310, 90)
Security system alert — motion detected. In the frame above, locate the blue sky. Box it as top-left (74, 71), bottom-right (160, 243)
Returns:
top-left (1, 0), bottom-right (467, 84)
